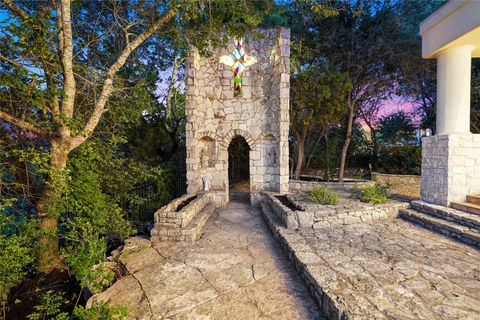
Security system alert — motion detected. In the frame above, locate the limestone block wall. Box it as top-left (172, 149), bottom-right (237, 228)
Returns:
top-left (289, 179), bottom-right (374, 193)
top-left (421, 133), bottom-right (480, 206)
top-left (185, 28), bottom-right (290, 202)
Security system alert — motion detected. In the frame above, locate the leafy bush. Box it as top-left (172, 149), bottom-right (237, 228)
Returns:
top-left (308, 186), bottom-right (340, 205)
top-left (359, 185), bottom-right (388, 204)
top-left (0, 204), bottom-right (36, 313)
top-left (378, 145), bottom-right (421, 175)
top-left (74, 302), bottom-right (129, 320)
top-left (27, 291), bottom-right (69, 320)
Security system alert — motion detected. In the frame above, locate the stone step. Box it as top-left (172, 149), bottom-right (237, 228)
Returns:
top-left (466, 195), bottom-right (480, 205)
top-left (398, 209), bottom-right (480, 248)
top-left (410, 200), bottom-right (480, 231)
top-left (181, 203), bottom-right (216, 241)
top-left (451, 201), bottom-right (480, 216)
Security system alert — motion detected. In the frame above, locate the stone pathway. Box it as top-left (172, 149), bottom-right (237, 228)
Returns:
top-left (263, 206), bottom-right (480, 320)
top-left (95, 196), bottom-right (324, 319)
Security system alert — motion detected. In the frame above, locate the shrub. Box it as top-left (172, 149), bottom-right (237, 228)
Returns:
top-left (308, 186), bottom-right (340, 205)
top-left (27, 291), bottom-right (69, 320)
top-left (378, 145), bottom-right (421, 175)
top-left (74, 302), bottom-right (129, 320)
top-left (359, 185), bottom-right (388, 204)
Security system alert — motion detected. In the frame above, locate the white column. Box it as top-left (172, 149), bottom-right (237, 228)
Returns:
top-left (436, 45), bottom-right (475, 135)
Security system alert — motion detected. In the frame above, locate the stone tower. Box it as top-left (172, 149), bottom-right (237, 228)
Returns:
top-left (185, 28), bottom-right (290, 205)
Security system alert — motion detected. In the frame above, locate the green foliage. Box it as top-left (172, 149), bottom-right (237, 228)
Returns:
top-left (472, 59), bottom-right (480, 133)
top-left (290, 63), bottom-right (351, 177)
top-left (308, 186), bottom-right (340, 205)
top-left (0, 230), bottom-right (34, 305)
top-left (378, 146), bottom-right (421, 175)
top-left (359, 185), bottom-right (388, 204)
top-left (57, 142), bottom-right (133, 291)
top-left (291, 65), bottom-right (351, 134)
top-left (64, 238), bottom-right (114, 293)
top-left (27, 290), bottom-right (129, 320)
top-left (0, 213), bottom-right (36, 307)
top-left (73, 302), bottom-right (129, 320)
top-left (379, 111), bottom-right (416, 145)
top-left (27, 291), bottom-right (69, 320)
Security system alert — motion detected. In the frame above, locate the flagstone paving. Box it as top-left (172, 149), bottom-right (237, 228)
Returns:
top-left (264, 208), bottom-right (480, 320)
top-left (91, 195), bottom-right (324, 320)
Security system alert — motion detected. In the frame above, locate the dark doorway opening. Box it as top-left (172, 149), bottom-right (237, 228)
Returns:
top-left (228, 136), bottom-right (250, 197)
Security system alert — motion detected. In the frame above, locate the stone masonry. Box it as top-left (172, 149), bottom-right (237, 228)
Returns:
top-left (185, 28), bottom-right (290, 204)
top-left (151, 193), bottom-right (217, 242)
top-left (421, 133), bottom-right (480, 206)
top-left (260, 192), bottom-right (408, 230)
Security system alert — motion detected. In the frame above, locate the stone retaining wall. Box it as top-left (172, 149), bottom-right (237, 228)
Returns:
top-left (154, 194), bottom-right (209, 228)
top-left (260, 193), bottom-right (305, 229)
top-left (310, 202), bottom-right (408, 229)
top-left (371, 172), bottom-right (421, 200)
top-left (289, 179), bottom-right (374, 193)
top-left (259, 204), bottom-right (349, 319)
top-left (151, 193), bottom-right (216, 242)
top-left (260, 192), bottom-right (408, 230)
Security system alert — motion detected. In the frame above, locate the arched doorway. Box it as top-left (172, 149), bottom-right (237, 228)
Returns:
top-left (228, 136), bottom-right (251, 199)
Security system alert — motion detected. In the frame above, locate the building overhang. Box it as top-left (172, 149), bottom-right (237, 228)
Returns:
top-left (420, 0), bottom-right (480, 58)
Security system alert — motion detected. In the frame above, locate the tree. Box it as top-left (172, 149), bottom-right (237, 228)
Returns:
top-left (0, 0), bottom-right (273, 271)
top-left (290, 66), bottom-right (351, 180)
top-left (378, 111), bottom-right (415, 145)
top-left (0, 0), bottom-right (177, 272)
top-left (302, 0), bottom-right (446, 181)
top-left (394, 0), bottom-right (447, 135)
top-left (358, 98), bottom-right (382, 171)
top-left (471, 59), bottom-right (480, 133)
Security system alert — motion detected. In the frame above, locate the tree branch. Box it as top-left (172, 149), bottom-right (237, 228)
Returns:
top-left (2, 0), bottom-right (30, 20)
top-left (57, 0), bottom-right (76, 119)
top-left (0, 110), bottom-right (52, 137)
top-left (79, 8), bottom-right (176, 140)
top-left (0, 54), bottom-right (43, 76)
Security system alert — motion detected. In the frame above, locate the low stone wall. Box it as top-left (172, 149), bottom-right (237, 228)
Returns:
top-left (260, 193), bottom-right (307, 229)
top-left (259, 204), bottom-right (349, 319)
top-left (151, 193), bottom-right (216, 242)
top-left (372, 172), bottom-right (421, 200)
top-left (154, 194), bottom-right (209, 228)
top-left (310, 201), bottom-right (408, 229)
top-left (261, 192), bottom-right (408, 230)
top-left (289, 179), bottom-right (374, 193)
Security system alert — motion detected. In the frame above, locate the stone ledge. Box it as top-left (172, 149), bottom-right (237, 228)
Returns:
top-left (411, 200), bottom-right (480, 230)
top-left (399, 208), bottom-right (480, 248)
top-left (151, 192), bottom-right (217, 243)
top-left (289, 179), bottom-right (374, 193)
top-left (260, 192), bottom-right (408, 230)
top-left (259, 202), bottom-right (355, 319)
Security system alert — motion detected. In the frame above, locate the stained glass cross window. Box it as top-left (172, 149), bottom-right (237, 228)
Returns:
top-left (220, 39), bottom-right (257, 97)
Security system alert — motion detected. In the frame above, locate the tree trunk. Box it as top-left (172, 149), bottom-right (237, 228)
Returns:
top-left (36, 139), bottom-right (70, 272)
top-left (371, 130), bottom-right (379, 172)
top-left (294, 136), bottom-right (305, 180)
top-left (338, 102), bottom-right (355, 182)
top-left (324, 134), bottom-right (330, 182)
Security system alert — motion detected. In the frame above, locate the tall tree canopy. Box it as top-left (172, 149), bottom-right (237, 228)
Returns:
top-left (0, 0), bottom-right (273, 271)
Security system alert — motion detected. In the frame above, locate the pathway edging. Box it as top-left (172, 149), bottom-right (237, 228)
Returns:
top-left (259, 201), bottom-right (354, 320)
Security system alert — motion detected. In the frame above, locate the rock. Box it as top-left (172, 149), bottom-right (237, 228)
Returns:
top-left (86, 275), bottom-right (152, 320)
